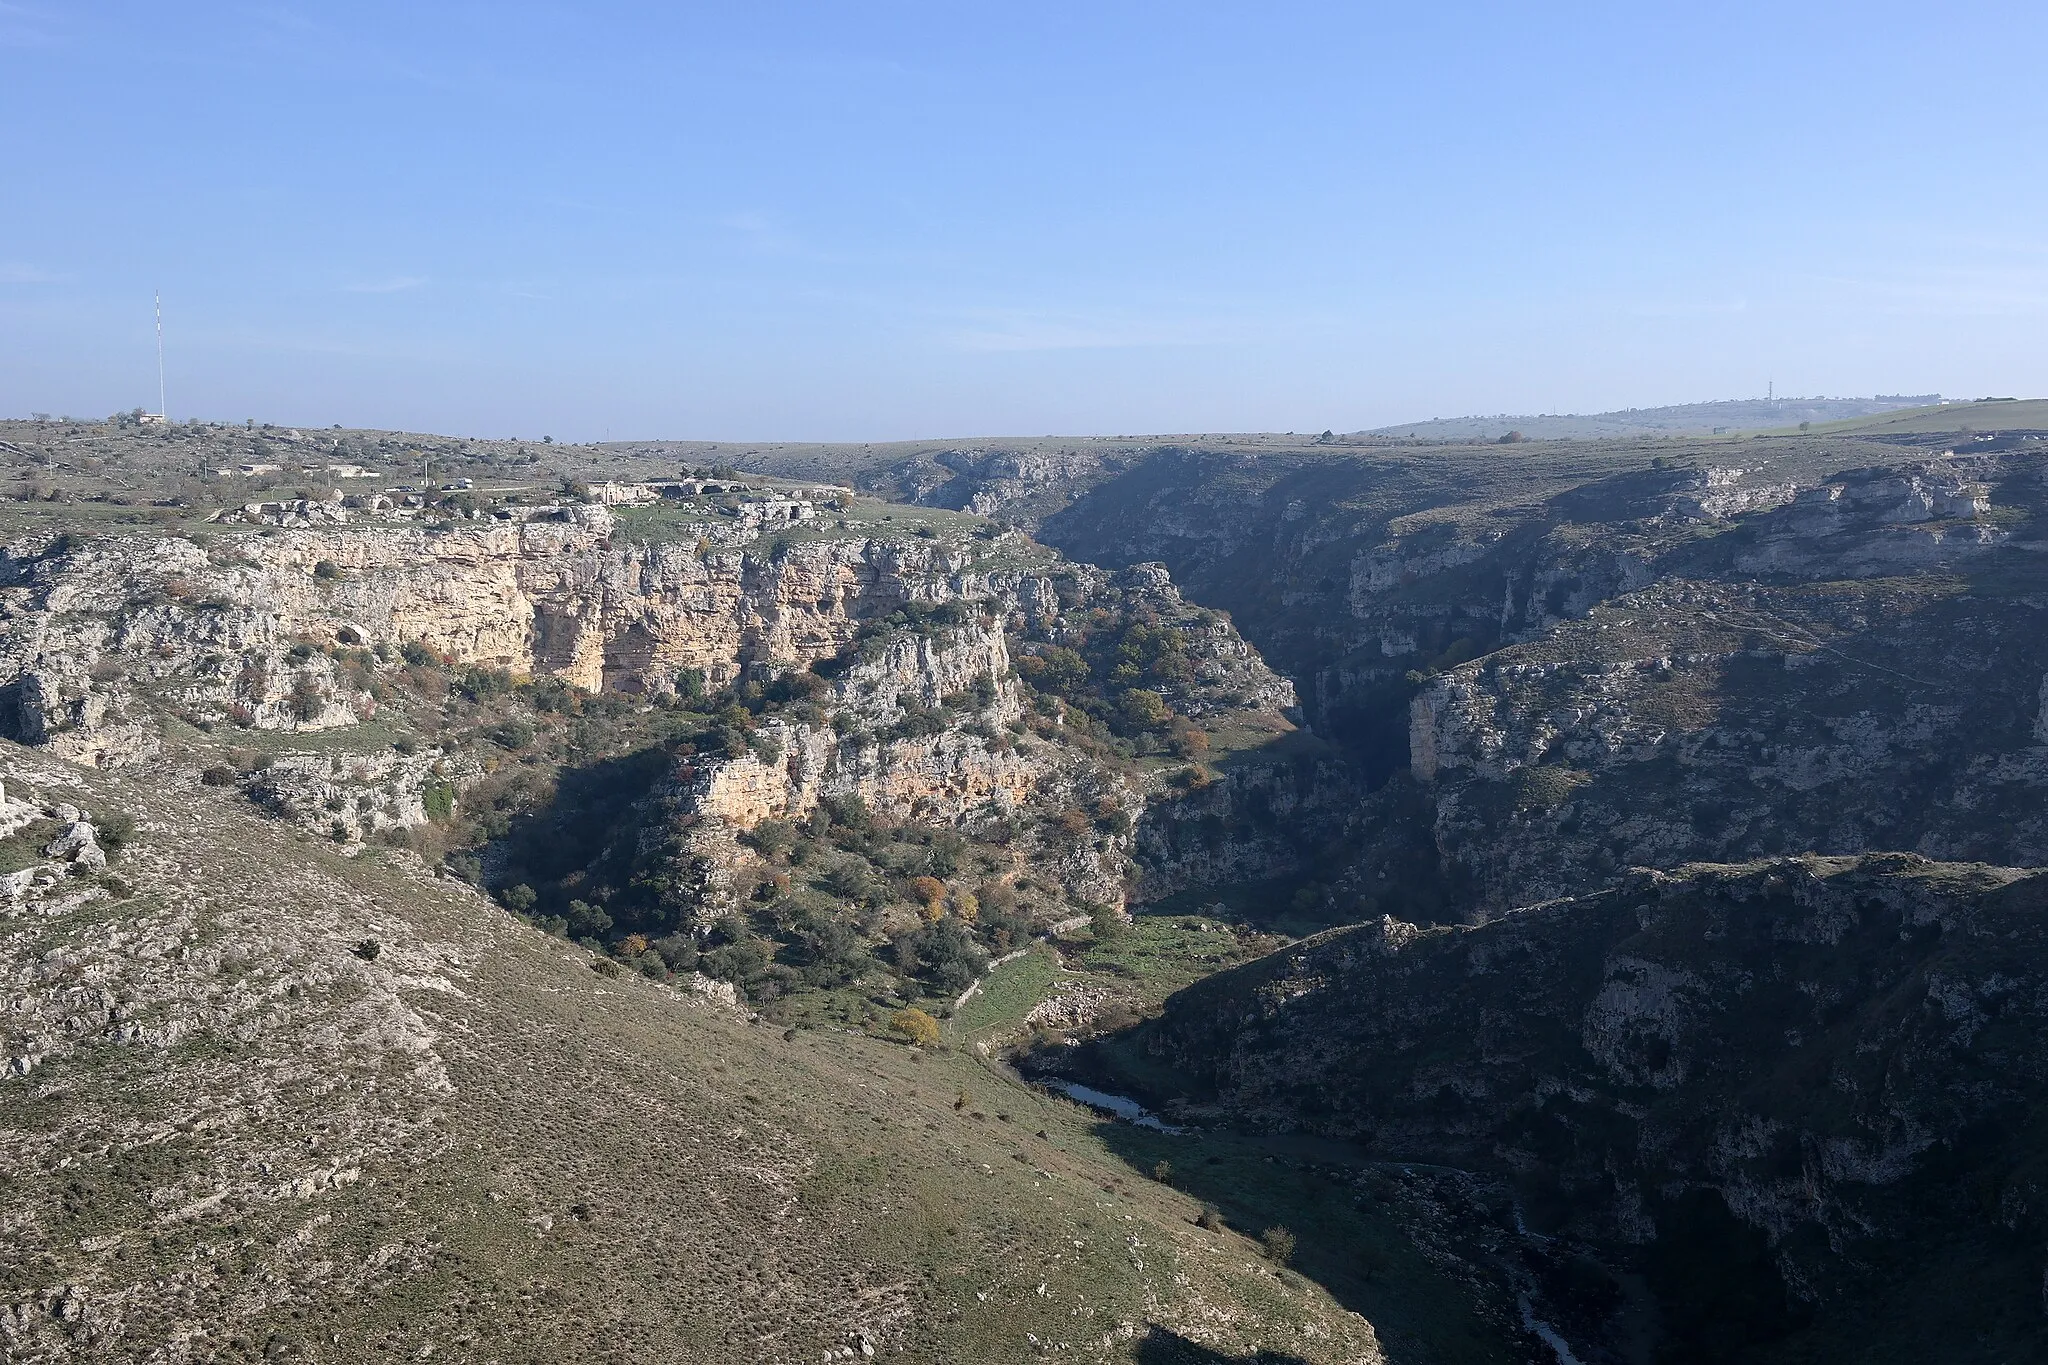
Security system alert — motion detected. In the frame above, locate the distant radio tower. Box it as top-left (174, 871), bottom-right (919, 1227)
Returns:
top-left (154, 291), bottom-right (167, 421)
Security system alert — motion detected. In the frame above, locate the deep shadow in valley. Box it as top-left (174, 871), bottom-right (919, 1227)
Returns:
top-left (1130, 1325), bottom-right (1314, 1364)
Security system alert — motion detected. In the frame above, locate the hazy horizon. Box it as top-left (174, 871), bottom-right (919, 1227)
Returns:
top-left (3, 2), bottom-right (2043, 442)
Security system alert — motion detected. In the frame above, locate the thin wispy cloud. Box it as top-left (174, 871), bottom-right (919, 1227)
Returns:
top-left (946, 308), bottom-right (1248, 353)
top-left (1801, 267), bottom-right (2048, 317)
top-left (0, 1), bottom-right (62, 48)
top-left (0, 262), bottom-right (64, 285)
top-left (345, 276), bottom-right (428, 294)
top-left (1617, 297), bottom-right (1752, 319)
top-left (233, 4), bottom-right (445, 88)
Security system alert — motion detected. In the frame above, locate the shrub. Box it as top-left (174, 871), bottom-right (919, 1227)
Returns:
top-left (421, 779), bottom-right (456, 822)
top-left (499, 883), bottom-right (537, 912)
top-left (701, 935), bottom-right (771, 989)
top-left (651, 933), bottom-right (699, 972)
top-left (819, 791), bottom-right (870, 832)
top-left (591, 957), bottom-right (622, 978)
top-left (1152, 1160), bottom-right (1173, 1183)
top-left (745, 819), bottom-right (796, 857)
top-left (484, 718), bottom-right (536, 751)
top-left (1513, 763), bottom-right (1593, 811)
top-left (287, 671), bottom-right (325, 722)
top-left (312, 559), bottom-right (340, 580)
top-left (95, 810), bottom-right (138, 854)
top-left (353, 939), bottom-right (381, 961)
top-left (818, 857), bottom-right (881, 907)
top-left (889, 1007), bottom-right (941, 1046)
top-left (1260, 1226), bottom-right (1296, 1265)
top-left (1197, 1205), bottom-right (1224, 1232)
top-left (1089, 902), bottom-right (1125, 944)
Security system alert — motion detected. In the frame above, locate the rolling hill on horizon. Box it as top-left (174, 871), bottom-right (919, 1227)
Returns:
top-left (1366, 394), bottom-right (1944, 442)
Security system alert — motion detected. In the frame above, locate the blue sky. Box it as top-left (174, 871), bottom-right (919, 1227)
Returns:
top-left (3, 2), bottom-right (2045, 440)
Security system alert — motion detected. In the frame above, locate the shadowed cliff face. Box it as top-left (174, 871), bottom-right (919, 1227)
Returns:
top-left (1020, 441), bottom-right (2048, 921)
top-left (1112, 855), bottom-right (2048, 1362)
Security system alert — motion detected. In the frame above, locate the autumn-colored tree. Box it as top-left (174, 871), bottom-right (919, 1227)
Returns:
top-left (908, 875), bottom-right (947, 910)
top-left (889, 1007), bottom-right (941, 1047)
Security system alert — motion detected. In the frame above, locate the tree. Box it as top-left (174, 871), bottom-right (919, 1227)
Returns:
top-left (820, 857), bottom-right (881, 906)
top-left (287, 671), bottom-right (325, 723)
top-left (565, 898), bottom-right (613, 939)
top-left (1118, 689), bottom-right (1172, 731)
top-left (1260, 1226), bottom-right (1296, 1265)
top-left (1018, 646), bottom-right (1089, 697)
top-left (890, 1007), bottom-right (941, 1047)
top-left (893, 916), bottom-right (985, 994)
top-left (1089, 901), bottom-right (1125, 944)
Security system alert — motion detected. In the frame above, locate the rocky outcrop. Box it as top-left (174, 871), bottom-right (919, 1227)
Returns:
top-left (685, 617), bottom-right (1032, 830)
top-left (1122, 855), bottom-right (2048, 1360)
top-left (655, 616), bottom-right (1135, 923)
top-left (1401, 565), bottom-right (2048, 915)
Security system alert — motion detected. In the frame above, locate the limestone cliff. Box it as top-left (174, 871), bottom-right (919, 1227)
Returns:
top-left (650, 613), bottom-right (1136, 925)
top-left (0, 515), bottom-right (1014, 763)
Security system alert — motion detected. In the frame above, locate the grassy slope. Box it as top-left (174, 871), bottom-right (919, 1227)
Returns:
top-left (0, 744), bottom-right (1397, 1365)
top-left (1786, 397), bottom-right (2048, 435)
top-left (944, 918), bottom-right (1530, 1365)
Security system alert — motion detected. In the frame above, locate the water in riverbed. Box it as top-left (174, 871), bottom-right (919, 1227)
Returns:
top-left (1046, 1080), bottom-right (1185, 1133)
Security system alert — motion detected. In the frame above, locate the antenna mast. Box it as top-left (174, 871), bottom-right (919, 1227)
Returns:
top-left (154, 291), bottom-right (167, 420)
